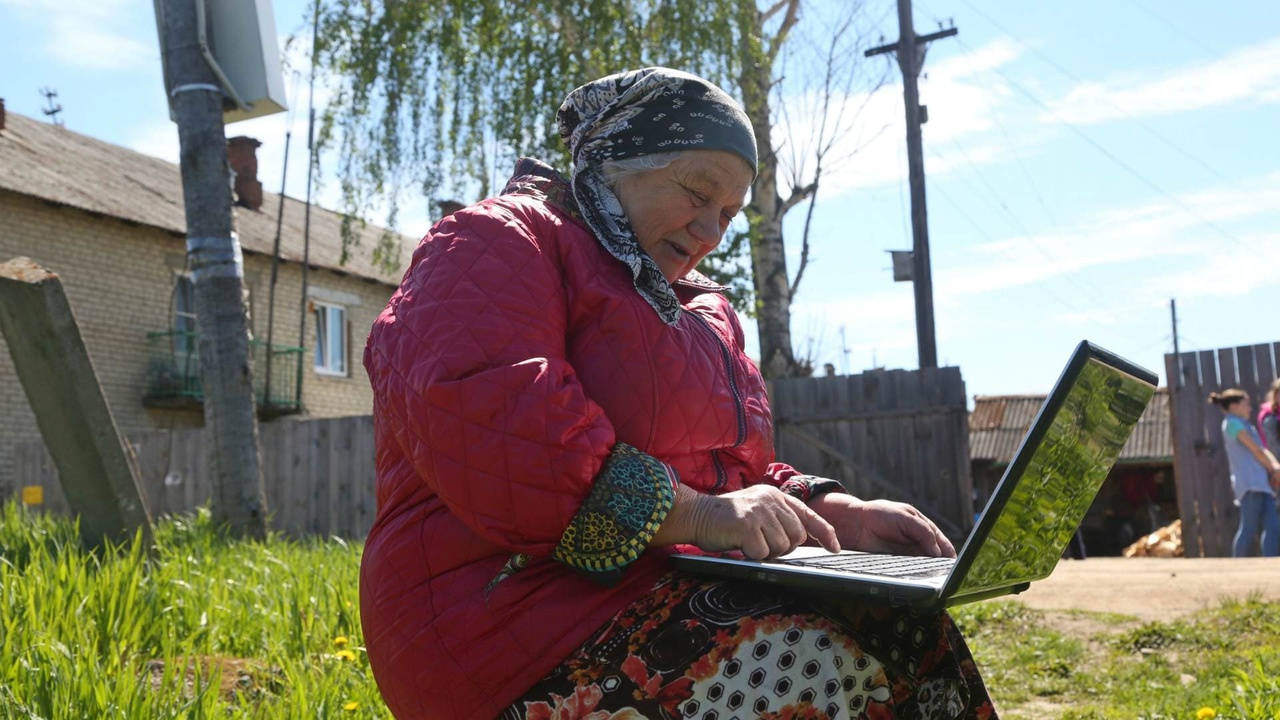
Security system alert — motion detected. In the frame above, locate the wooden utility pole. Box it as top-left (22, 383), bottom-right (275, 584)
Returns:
top-left (160, 0), bottom-right (267, 537)
top-left (866, 0), bottom-right (956, 369)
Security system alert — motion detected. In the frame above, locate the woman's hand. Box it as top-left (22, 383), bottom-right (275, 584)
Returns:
top-left (808, 493), bottom-right (956, 558)
top-left (655, 484), bottom-right (840, 559)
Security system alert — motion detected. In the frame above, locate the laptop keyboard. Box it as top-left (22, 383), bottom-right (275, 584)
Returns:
top-left (779, 553), bottom-right (956, 579)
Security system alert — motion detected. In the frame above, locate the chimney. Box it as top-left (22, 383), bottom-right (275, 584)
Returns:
top-left (0, 98), bottom-right (6, 132)
top-left (226, 136), bottom-right (263, 211)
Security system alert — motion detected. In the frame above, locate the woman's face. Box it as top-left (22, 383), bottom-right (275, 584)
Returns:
top-left (614, 150), bottom-right (754, 284)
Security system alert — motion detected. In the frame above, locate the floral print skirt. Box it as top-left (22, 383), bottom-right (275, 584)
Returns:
top-left (500, 573), bottom-right (997, 720)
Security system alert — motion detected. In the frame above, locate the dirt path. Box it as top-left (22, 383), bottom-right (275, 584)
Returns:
top-left (1008, 557), bottom-right (1280, 621)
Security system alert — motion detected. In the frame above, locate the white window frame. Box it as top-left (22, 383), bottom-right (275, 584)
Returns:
top-left (171, 273), bottom-right (199, 358)
top-left (313, 301), bottom-right (348, 377)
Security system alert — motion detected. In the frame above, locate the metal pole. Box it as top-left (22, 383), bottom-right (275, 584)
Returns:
top-left (263, 127), bottom-right (290, 414)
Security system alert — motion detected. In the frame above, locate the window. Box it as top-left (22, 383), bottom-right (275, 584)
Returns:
top-left (173, 274), bottom-right (197, 354)
top-left (313, 302), bottom-right (347, 376)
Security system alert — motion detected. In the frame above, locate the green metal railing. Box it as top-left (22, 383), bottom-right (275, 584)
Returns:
top-left (144, 330), bottom-right (304, 415)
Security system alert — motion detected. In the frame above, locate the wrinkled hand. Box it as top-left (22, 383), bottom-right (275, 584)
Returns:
top-left (808, 494), bottom-right (955, 558)
top-left (687, 485), bottom-right (841, 560)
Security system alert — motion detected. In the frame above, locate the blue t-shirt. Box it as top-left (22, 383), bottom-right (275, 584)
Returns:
top-left (1223, 415), bottom-right (1273, 504)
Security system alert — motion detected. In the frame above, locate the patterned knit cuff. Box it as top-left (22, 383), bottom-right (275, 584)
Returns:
top-left (778, 475), bottom-right (848, 503)
top-left (552, 442), bottom-right (678, 586)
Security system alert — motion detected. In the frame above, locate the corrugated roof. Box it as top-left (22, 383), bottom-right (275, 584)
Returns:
top-left (970, 388), bottom-right (1171, 464)
top-left (0, 112), bottom-right (416, 286)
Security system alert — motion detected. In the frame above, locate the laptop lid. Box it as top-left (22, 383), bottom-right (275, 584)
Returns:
top-left (940, 341), bottom-right (1157, 603)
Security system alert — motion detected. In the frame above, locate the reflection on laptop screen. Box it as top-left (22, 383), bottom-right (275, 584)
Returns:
top-left (954, 356), bottom-right (1156, 598)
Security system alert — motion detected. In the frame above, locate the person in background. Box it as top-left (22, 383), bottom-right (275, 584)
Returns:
top-left (1257, 378), bottom-right (1280, 451)
top-left (1208, 388), bottom-right (1280, 557)
top-left (360, 67), bottom-right (997, 719)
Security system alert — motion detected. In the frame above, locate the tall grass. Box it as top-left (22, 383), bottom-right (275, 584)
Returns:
top-left (0, 502), bottom-right (384, 718)
top-left (2, 501), bottom-right (1277, 719)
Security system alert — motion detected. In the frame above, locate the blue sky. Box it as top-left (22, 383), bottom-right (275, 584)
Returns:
top-left (1, 0), bottom-right (1277, 400)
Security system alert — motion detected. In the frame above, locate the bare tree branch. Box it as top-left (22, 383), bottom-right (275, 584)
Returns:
top-left (760, 0), bottom-right (790, 24)
top-left (788, 178), bottom-right (818, 296)
top-left (764, 0), bottom-right (801, 67)
top-left (779, 181), bottom-right (817, 216)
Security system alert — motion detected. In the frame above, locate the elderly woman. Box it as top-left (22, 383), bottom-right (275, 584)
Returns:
top-left (362, 67), bottom-right (996, 720)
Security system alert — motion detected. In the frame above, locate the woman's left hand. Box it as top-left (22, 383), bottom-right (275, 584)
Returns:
top-left (807, 493), bottom-right (956, 558)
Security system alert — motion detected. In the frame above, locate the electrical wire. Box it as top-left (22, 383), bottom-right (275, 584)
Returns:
top-left (925, 172), bottom-right (1092, 316)
top-left (947, 0), bottom-right (1245, 191)
top-left (940, 134), bottom-right (1113, 305)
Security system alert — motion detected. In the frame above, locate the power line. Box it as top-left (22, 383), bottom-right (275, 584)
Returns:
top-left (935, 137), bottom-right (1113, 306)
top-left (945, 0), bottom-right (1244, 192)
top-left (926, 175), bottom-right (1093, 316)
top-left (1122, 0), bottom-right (1237, 67)
top-left (943, 35), bottom-right (1249, 252)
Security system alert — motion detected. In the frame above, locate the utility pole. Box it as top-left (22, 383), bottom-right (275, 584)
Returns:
top-left (39, 87), bottom-right (63, 126)
top-left (1170, 298), bottom-right (1180, 388)
top-left (867, 1), bottom-right (956, 369)
top-left (160, 0), bottom-right (267, 537)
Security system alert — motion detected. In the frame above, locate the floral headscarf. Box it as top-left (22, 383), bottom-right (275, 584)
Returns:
top-left (556, 67), bottom-right (757, 324)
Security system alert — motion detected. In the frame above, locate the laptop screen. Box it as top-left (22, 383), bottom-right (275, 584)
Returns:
top-left (950, 350), bottom-right (1157, 599)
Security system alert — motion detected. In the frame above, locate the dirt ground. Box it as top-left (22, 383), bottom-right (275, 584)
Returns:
top-left (1007, 557), bottom-right (1280, 621)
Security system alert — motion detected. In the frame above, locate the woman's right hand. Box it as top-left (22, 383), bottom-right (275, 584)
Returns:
top-left (656, 484), bottom-right (840, 559)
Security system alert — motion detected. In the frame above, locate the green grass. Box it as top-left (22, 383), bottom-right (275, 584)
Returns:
top-left (0, 502), bottom-right (384, 718)
top-left (953, 596), bottom-right (1280, 720)
top-left (1, 501), bottom-right (1277, 719)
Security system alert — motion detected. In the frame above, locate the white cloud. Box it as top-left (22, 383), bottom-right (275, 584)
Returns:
top-left (1046, 36), bottom-right (1280, 125)
top-left (783, 172), bottom-right (1280, 372)
top-left (1, 0), bottom-right (156, 71)
top-left (771, 39), bottom-right (1033, 198)
top-left (935, 172), bottom-right (1280, 300)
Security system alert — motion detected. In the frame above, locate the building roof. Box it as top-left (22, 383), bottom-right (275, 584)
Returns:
top-left (969, 388), bottom-right (1171, 464)
top-left (0, 112), bottom-right (416, 286)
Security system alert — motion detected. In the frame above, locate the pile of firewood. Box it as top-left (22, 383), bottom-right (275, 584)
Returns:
top-left (1122, 519), bottom-right (1184, 558)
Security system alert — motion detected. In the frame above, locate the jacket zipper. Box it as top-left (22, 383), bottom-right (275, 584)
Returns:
top-left (689, 312), bottom-right (747, 490)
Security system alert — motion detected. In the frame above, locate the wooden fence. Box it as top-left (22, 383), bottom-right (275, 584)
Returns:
top-left (771, 367), bottom-right (974, 540)
top-left (15, 415), bottom-right (376, 540)
top-left (18, 369), bottom-right (976, 543)
top-left (1166, 342), bottom-right (1280, 557)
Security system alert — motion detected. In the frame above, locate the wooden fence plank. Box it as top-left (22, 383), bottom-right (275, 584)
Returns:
top-left (1253, 344), bottom-right (1275, 393)
top-left (1236, 345), bottom-right (1258, 390)
top-left (774, 368), bottom-right (972, 541)
top-left (1218, 349), bottom-right (1238, 388)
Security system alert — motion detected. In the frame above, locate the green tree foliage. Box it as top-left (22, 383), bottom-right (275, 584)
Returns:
top-left (312, 0), bottom-right (882, 376)
top-left (313, 0), bottom-right (738, 222)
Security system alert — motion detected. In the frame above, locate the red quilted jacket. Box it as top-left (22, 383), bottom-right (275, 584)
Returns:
top-left (361, 165), bottom-right (800, 719)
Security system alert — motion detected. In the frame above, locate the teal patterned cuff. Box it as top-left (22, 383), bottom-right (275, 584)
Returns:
top-left (552, 443), bottom-right (678, 585)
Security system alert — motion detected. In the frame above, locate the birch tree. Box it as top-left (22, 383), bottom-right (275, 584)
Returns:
top-left (314, 0), bottom-right (885, 377)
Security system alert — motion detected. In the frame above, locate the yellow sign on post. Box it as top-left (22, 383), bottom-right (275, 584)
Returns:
top-left (21, 485), bottom-right (44, 506)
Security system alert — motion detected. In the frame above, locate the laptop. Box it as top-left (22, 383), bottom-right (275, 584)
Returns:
top-left (670, 340), bottom-right (1158, 609)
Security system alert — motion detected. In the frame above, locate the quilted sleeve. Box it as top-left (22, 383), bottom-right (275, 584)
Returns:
top-left (365, 201), bottom-right (673, 562)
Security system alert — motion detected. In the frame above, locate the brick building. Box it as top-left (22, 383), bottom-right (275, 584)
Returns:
top-left (0, 107), bottom-right (418, 495)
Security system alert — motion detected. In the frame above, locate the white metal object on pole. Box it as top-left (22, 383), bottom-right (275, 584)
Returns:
top-left (154, 0), bottom-right (287, 124)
